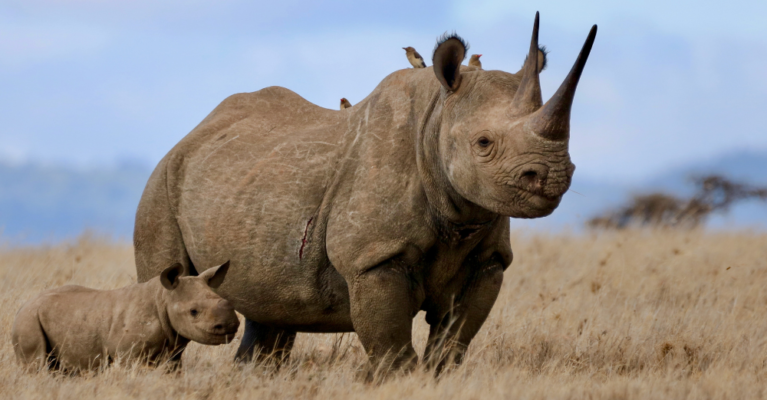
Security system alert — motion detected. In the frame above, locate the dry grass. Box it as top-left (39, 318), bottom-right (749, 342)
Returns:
top-left (1, 230), bottom-right (767, 399)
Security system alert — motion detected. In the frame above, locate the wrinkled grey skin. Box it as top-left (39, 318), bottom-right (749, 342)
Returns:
top-left (12, 262), bottom-right (239, 371)
top-left (134, 13), bottom-right (597, 374)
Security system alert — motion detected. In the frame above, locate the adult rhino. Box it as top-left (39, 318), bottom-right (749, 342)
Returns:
top-left (134, 13), bottom-right (597, 373)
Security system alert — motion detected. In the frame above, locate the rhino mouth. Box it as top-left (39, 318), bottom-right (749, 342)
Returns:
top-left (523, 188), bottom-right (560, 202)
top-left (198, 325), bottom-right (239, 344)
top-left (211, 329), bottom-right (238, 337)
top-left (524, 191), bottom-right (562, 208)
top-left (203, 331), bottom-right (238, 344)
top-left (509, 187), bottom-right (563, 217)
top-left (508, 184), bottom-right (561, 202)
top-left (509, 173), bottom-right (571, 210)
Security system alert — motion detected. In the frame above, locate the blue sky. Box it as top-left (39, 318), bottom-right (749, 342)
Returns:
top-left (1, 0), bottom-right (766, 181)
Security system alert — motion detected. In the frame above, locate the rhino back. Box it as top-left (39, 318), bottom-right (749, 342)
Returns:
top-left (34, 286), bottom-right (121, 368)
top-left (157, 87), bottom-right (360, 328)
top-left (32, 283), bottom-right (168, 368)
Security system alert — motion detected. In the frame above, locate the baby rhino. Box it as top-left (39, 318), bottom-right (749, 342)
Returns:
top-left (12, 262), bottom-right (240, 371)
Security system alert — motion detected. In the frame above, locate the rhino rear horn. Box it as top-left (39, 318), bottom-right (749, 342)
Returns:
top-left (432, 32), bottom-right (468, 91)
top-left (510, 12), bottom-right (544, 116)
top-left (529, 24), bottom-right (598, 141)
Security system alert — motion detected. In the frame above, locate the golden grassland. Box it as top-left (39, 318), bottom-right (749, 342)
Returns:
top-left (1, 230), bottom-right (766, 399)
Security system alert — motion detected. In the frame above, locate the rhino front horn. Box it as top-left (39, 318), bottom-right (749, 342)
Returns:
top-left (510, 12), bottom-right (544, 115)
top-left (529, 24), bottom-right (598, 141)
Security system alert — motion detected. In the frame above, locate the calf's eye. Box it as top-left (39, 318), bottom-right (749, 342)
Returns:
top-left (190, 309), bottom-right (199, 317)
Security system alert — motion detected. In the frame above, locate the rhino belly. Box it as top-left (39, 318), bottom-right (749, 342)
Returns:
top-left (181, 210), bottom-right (353, 331)
top-left (175, 136), bottom-right (354, 332)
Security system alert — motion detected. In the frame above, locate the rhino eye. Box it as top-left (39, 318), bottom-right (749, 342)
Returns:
top-left (190, 309), bottom-right (199, 317)
top-left (477, 137), bottom-right (491, 147)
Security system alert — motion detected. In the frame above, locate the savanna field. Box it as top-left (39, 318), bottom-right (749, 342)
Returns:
top-left (1, 230), bottom-right (766, 399)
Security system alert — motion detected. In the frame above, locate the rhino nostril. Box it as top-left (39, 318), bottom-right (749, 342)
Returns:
top-left (520, 169), bottom-right (543, 187)
top-left (213, 324), bottom-right (223, 331)
top-left (519, 165), bottom-right (551, 190)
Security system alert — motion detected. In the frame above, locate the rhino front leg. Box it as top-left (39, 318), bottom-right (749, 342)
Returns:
top-left (349, 264), bottom-right (420, 377)
top-left (234, 319), bottom-right (296, 367)
top-left (423, 263), bottom-right (504, 374)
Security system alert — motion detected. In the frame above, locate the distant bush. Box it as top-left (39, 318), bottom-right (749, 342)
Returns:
top-left (588, 175), bottom-right (767, 229)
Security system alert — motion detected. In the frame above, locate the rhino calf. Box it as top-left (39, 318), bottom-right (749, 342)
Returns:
top-left (11, 262), bottom-right (239, 371)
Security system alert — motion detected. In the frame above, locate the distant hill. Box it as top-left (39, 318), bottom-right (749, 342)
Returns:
top-left (2, 150), bottom-right (766, 243)
top-left (0, 161), bottom-right (151, 243)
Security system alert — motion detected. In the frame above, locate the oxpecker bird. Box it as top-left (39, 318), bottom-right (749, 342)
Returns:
top-left (403, 47), bottom-right (426, 68)
top-left (468, 54), bottom-right (482, 69)
top-left (340, 98), bottom-right (352, 110)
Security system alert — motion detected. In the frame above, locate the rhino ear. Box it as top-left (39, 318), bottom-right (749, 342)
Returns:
top-left (199, 260), bottom-right (230, 289)
top-left (160, 263), bottom-right (184, 290)
top-left (537, 45), bottom-right (549, 72)
top-left (432, 33), bottom-right (468, 91)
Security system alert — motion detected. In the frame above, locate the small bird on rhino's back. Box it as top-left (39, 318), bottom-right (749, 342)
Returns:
top-left (403, 46), bottom-right (426, 68)
top-left (469, 54), bottom-right (483, 69)
top-left (340, 98), bottom-right (352, 110)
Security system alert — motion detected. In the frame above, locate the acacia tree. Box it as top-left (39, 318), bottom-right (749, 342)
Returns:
top-left (588, 176), bottom-right (767, 229)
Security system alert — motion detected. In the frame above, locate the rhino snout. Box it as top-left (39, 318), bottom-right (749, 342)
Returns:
top-left (209, 299), bottom-right (239, 334)
top-left (516, 160), bottom-right (575, 198)
top-left (211, 321), bottom-right (239, 335)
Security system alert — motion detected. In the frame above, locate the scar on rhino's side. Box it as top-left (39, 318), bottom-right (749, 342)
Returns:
top-left (299, 218), bottom-right (313, 259)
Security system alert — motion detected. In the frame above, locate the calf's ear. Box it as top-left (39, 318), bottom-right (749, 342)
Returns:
top-left (432, 33), bottom-right (468, 92)
top-left (160, 263), bottom-right (184, 290)
top-left (199, 260), bottom-right (230, 289)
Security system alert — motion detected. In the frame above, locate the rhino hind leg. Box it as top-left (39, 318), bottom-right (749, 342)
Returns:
top-left (134, 158), bottom-right (197, 282)
top-left (11, 307), bottom-right (53, 371)
top-left (234, 319), bottom-right (296, 367)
